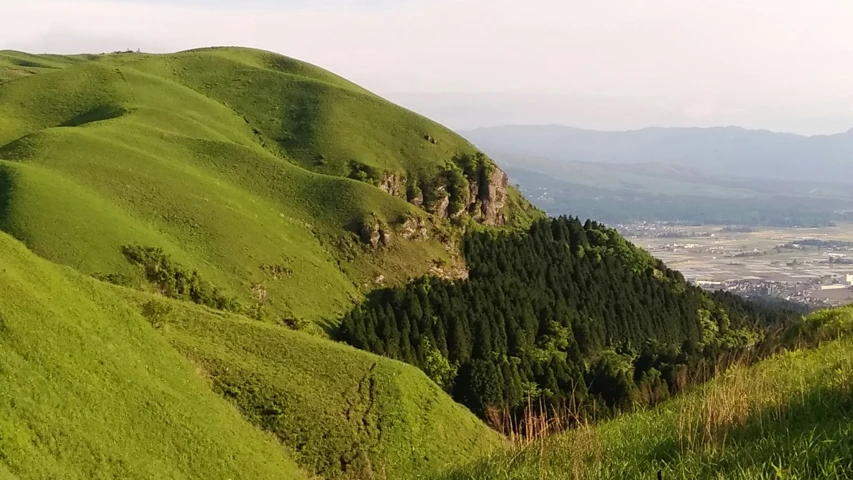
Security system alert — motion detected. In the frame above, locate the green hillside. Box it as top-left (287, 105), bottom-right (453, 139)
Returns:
top-left (0, 47), bottom-right (536, 326)
top-left (0, 227), bottom-right (500, 479)
top-left (2, 46), bottom-right (834, 480)
top-left (436, 307), bottom-right (853, 479)
top-left (0, 231), bottom-right (306, 479)
top-left (0, 47), bottom-right (513, 479)
top-left (0, 51), bottom-right (87, 83)
top-left (119, 288), bottom-right (501, 479)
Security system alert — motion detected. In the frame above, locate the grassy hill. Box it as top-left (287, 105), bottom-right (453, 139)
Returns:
top-left (0, 47), bottom-right (536, 326)
top-left (0, 227), bottom-right (500, 479)
top-left (0, 47), bottom-right (516, 479)
top-left (0, 51), bottom-right (90, 83)
top-left (435, 307), bottom-right (853, 479)
top-left (0, 231), bottom-right (306, 479)
top-left (119, 288), bottom-right (501, 479)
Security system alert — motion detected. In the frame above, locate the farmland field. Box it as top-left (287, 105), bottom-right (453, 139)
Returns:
top-left (623, 223), bottom-right (853, 307)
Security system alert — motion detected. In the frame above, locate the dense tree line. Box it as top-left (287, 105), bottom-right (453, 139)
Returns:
top-left (338, 217), bottom-right (801, 420)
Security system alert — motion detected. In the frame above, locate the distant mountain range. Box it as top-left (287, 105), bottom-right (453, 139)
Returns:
top-left (460, 125), bottom-right (853, 226)
top-left (461, 125), bottom-right (853, 184)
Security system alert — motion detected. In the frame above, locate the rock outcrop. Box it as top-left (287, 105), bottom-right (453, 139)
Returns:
top-left (424, 186), bottom-right (450, 220)
top-left (359, 218), bottom-right (391, 248)
top-left (465, 167), bottom-right (509, 226)
top-left (479, 168), bottom-right (508, 226)
top-left (378, 172), bottom-right (404, 198)
top-left (399, 215), bottom-right (430, 241)
top-left (374, 154), bottom-right (510, 227)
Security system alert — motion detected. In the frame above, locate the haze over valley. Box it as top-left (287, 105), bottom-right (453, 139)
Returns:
top-left (456, 124), bottom-right (853, 310)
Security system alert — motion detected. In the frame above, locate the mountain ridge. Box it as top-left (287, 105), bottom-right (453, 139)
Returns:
top-left (460, 124), bottom-right (853, 185)
top-left (461, 123), bottom-right (853, 225)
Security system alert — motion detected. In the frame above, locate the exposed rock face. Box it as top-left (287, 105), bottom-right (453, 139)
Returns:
top-left (379, 228), bottom-right (391, 246)
top-left (465, 167), bottom-right (509, 226)
top-left (409, 191), bottom-right (424, 208)
top-left (360, 219), bottom-right (391, 248)
top-left (378, 172), bottom-right (404, 198)
top-left (420, 167), bottom-right (508, 225)
top-left (480, 168), bottom-right (508, 226)
top-left (396, 156), bottom-right (510, 226)
top-left (399, 215), bottom-right (430, 241)
top-left (429, 264), bottom-right (469, 281)
top-left (424, 186), bottom-right (450, 220)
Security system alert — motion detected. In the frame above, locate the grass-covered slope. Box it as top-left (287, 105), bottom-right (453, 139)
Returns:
top-left (437, 307), bottom-right (853, 480)
top-left (161, 47), bottom-right (472, 177)
top-left (0, 227), bottom-right (500, 479)
top-left (0, 51), bottom-right (85, 83)
top-left (119, 291), bottom-right (500, 479)
top-left (0, 47), bottom-right (533, 325)
top-left (0, 232), bottom-right (306, 479)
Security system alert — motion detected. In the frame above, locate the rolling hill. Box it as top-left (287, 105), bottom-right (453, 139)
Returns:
top-left (0, 230), bottom-right (499, 479)
top-left (0, 231), bottom-right (306, 479)
top-left (0, 47), bottom-right (527, 479)
top-left (0, 47), bottom-right (536, 326)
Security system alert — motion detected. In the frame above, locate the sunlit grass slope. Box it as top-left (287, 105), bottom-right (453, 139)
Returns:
top-left (157, 47), bottom-right (486, 176)
top-left (0, 232), bottom-right (307, 479)
top-left (0, 228), bottom-right (499, 479)
top-left (437, 308), bottom-right (853, 480)
top-left (0, 47), bottom-right (509, 324)
top-left (0, 50), bottom-right (85, 83)
top-left (115, 289), bottom-right (501, 479)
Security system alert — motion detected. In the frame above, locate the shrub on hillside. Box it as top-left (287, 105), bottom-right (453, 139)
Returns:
top-left (280, 315), bottom-right (310, 331)
top-left (141, 299), bottom-right (173, 329)
top-left (92, 272), bottom-right (134, 287)
top-left (121, 245), bottom-right (242, 313)
top-left (422, 338), bottom-right (458, 389)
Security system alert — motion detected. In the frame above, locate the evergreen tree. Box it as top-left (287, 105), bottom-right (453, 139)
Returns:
top-left (337, 217), bottom-right (801, 421)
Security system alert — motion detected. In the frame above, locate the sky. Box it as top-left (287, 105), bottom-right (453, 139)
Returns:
top-left (4, 0), bottom-right (853, 134)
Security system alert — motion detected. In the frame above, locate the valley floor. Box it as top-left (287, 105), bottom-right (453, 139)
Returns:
top-left (625, 223), bottom-right (853, 308)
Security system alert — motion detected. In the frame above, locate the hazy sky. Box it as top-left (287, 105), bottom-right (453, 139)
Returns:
top-left (4, 0), bottom-right (853, 134)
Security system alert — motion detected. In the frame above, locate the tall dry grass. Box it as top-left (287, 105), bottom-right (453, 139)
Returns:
top-left (677, 343), bottom-right (853, 455)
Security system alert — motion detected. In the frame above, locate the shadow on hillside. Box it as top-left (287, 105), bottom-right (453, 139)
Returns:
top-left (646, 382), bottom-right (853, 476)
top-left (60, 105), bottom-right (126, 127)
top-left (316, 316), bottom-right (341, 335)
top-left (272, 87), bottom-right (321, 158)
top-left (0, 166), bottom-right (12, 229)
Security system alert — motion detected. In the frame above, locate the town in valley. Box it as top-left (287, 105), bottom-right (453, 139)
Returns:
top-left (618, 222), bottom-right (853, 308)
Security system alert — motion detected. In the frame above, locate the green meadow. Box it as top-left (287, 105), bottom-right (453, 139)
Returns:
top-left (0, 228), bottom-right (500, 479)
top-left (0, 231), bottom-right (306, 479)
